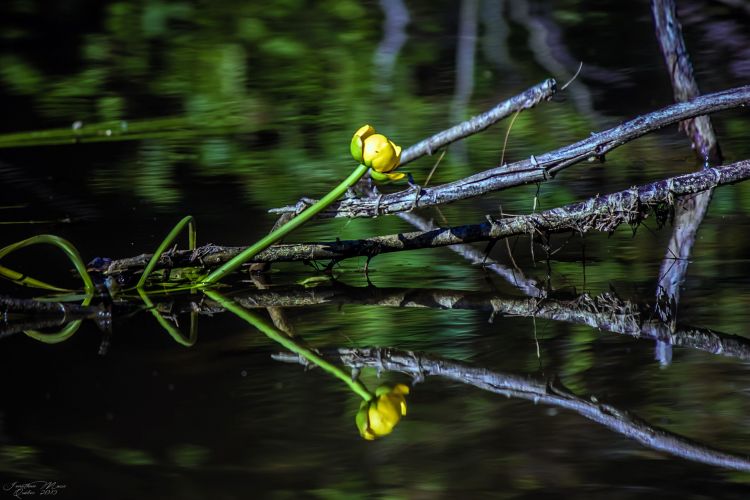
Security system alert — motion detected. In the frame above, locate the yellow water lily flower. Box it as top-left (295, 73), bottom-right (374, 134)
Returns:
top-left (350, 124), bottom-right (403, 180)
top-left (356, 383), bottom-right (410, 440)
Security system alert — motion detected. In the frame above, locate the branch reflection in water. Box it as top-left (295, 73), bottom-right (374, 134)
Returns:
top-left (3, 283), bottom-right (750, 467)
top-left (4, 284), bottom-right (750, 361)
top-left (274, 346), bottom-right (750, 471)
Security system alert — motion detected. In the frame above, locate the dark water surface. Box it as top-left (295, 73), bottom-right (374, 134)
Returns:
top-left (2, 1), bottom-right (750, 498)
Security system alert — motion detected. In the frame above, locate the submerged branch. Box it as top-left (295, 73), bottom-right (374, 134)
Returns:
top-left (651, 0), bottom-right (719, 341)
top-left (271, 85), bottom-right (750, 219)
top-left (101, 159), bottom-right (750, 275)
top-left (652, 0), bottom-right (721, 161)
top-left (275, 347), bottom-right (750, 471)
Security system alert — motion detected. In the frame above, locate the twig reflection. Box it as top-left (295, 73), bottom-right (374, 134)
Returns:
top-left (275, 346), bottom-right (750, 471)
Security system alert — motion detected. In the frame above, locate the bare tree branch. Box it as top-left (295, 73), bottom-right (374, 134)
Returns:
top-left (101, 159), bottom-right (750, 275)
top-left (399, 78), bottom-right (557, 166)
top-left (271, 85), bottom-right (750, 219)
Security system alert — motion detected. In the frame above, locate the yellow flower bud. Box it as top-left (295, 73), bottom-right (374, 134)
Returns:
top-left (350, 125), bottom-right (402, 173)
top-left (350, 124), bottom-right (375, 165)
top-left (356, 383), bottom-right (410, 440)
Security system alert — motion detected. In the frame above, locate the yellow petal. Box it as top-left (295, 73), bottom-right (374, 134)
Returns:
top-left (355, 124), bottom-right (376, 139)
top-left (368, 400), bottom-right (401, 437)
top-left (390, 140), bottom-right (402, 166)
top-left (372, 149), bottom-right (397, 172)
top-left (351, 125), bottom-right (376, 164)
top-left (393, 384), bottom-right (410, 395)
top-left (373, 147), bottom-right (398, 172)
top-left (362, 133), bottom-right (392, 170)
top-left (385, 172), bottom-right (406, 181)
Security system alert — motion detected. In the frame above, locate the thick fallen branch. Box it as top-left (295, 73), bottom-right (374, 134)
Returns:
top-left (271, 85), bottom-right (750, 219)
top-left (276, 347), bottom-right (750, 471)
top-left (101, 159), bottom-right (750, 275)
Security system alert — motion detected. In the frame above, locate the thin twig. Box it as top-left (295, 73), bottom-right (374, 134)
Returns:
top-left (499, 109), bottom-right (521, 167)
top-left (423, 149), bottom-right (447, 187)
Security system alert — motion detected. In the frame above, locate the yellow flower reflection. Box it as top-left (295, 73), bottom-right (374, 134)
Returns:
top-left (350, 124), bottom-right (405, 181)
top-left (356, 383), bottom-right (410, 440)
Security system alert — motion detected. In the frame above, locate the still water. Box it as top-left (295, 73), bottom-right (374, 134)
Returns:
top-left (2, 0), bottom-right (750, 497)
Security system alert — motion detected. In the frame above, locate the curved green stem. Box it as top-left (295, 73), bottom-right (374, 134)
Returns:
top-left (0, 235), bottom-right (95, 343)
top-left (0, 234), bottom-right (95, 295)
top-left (203, 164), bottom-right (369, 284)
top-left (137, 288), bottom-right (197, 347)
top-left (24, 293), bottom-right (93, 344)
top-left (206, 290), bottom-right (373, 402)
top-left (136, 215), bottom-right (196, 289)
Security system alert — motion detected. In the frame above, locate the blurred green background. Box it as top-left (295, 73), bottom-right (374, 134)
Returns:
top-left (2, 0), bottom-right (750, 497)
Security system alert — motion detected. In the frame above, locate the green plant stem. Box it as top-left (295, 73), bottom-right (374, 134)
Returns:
top-left (203, 164), bottom-right (369, 284)
top-left (0, 234), bottom-right (95, 294)
top-left (24, 293), bottom-right (93, 344)
top-left (136, 215), bottom-right (196, 289)
top-left (137, 288), bottom-right (197, 347)
top-left (205, 290), bottom-right (373, 402)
